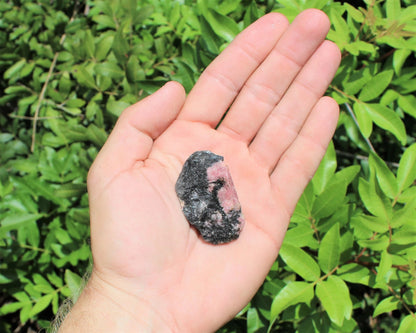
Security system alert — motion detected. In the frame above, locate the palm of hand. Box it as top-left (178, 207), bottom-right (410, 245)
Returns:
top-left (90, 119), bottom-right (282, 331)
top-left (86, 10), bottom-right (341, 332)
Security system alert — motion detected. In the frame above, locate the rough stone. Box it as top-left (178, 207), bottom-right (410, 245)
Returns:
top-left (175, 151), bottom-right (245, 244)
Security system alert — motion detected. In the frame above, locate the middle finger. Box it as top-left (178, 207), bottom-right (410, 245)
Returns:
top-left (217, 9), bottom-right (331, 143)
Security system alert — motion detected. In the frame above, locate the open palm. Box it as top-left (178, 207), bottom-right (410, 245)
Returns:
top-left (84, 9), bottom-right (340, 333)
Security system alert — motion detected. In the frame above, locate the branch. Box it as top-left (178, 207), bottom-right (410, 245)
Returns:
top-left (335, 149), bottom-right (400, 169)
top-left (30, 2), bottom-right (79, 152)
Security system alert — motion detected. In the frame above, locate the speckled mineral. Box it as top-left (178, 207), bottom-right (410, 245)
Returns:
top-left (175, 151), bottom-right (245, 244)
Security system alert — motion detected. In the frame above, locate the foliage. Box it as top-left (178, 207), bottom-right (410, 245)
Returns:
top-left (0, 0), bottom-right (415, 332)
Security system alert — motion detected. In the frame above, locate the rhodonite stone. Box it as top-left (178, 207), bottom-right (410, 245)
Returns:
top-left (175, 151), bottom-right (245, 245)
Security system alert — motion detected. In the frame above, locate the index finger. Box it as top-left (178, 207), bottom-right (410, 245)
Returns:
top-left (177, 13), bottom-right (289, 127)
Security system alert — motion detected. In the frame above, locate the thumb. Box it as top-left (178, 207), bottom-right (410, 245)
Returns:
top-left (88, 81), bottom-right (186, 195)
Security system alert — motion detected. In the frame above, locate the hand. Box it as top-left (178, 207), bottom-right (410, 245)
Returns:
top-left (60, 9), bottom-right (340, 333)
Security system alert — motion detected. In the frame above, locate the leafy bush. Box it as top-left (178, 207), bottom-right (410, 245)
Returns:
top-left (0, 0), bottom-right (415, 332)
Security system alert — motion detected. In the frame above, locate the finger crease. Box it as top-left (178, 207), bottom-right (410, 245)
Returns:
top-left (244, 81), bottom-right (283, 108)
top-left (292, 79), bottom-right (323, 100)
top-left (270, 47), bottom-right (304, 71)
top-left (270, 110), bottom-right (303, 138)
top-left (235, 42), bottom-right (264, 67)
top-left (203, 67), bottom-right (240, 95)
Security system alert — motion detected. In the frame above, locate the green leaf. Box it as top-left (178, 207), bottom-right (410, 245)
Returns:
top-left (54, 183), bottom-right (86, 198)
top-left (359, 70), bottom-right (394, 102)
top-left (364, 103), bottom-right (407, 145)
top-left (397, 143), bottom-right (416, 193)
top-left (398, 94), bottom-right (416, 118)
top-left (84, 30), bottom-right (96, 58)
top-left (172, 59), bottom-right (196, 92)
top-left (358, 176), bottom-right (392, 218)
top-left (373, 296), bottom-right (400, 317)
top-left (312, 179), bottom-right (346, 219)
top-left (92, 15), bottom-right (116, 29)
top-left (270, 281), bottom-right (314, 323)
top-left (126, 55), bottom-right (141, 83)
top-left (17, 176), bottom-right (64, 204)
top-left (58, 72), bottom-right (72, 96)
top-left (380, 89), bottom-right (399, 106)
top-left (312, 141), bottom-right (337, 195)
top-left (399, 5), bottom-right (416, 23)
top-left (312, 166), bottom-right (359, 219)
top-left (0, 271), bottom-right (15, 285)
top-left (0, 302), bottom-right (24, 315)
top-left (353, 102), bottom-right (373, 138)
top-left (375, 250), bottom-right (393, 289)
top-left (0, 214), bottom-right (41, 236)
top-left (337, 263), bottom-right (370, 285)
top-left (199, 3), bottom-right (240, 42)
top-left (284, 225), bottom-right (316, 248)
top-left (106, 95), bottom-right (131, 117)
top-left (29, 294), bottom-right (53, 317)
top-left (391, 226), bottom-right (416, 245)
top-left (14, 291), bottom-right (30, 303)
top-left (345, 3), bottom-right (364, 22)
top-left (355, 214), bottom-right (390, 233)
top-left (316, 276), bottom-right (352, 327)
top-left (65, 269), bottom-right (82, 298)
top-left (52, 293), bottom-right (59, 314)
top-left (199, 15), bottom-right (220, 54)
top-left (134, 4), bottom-right (153, 25)
top-left (112, 27), bottom-right (130, 64)
top-left (397, 314), bottom-right (416, 333)
top-left (345, 41), bottom-right (376, 56)
top-left (279, 243), bottom-right (321, 281)
top-left (391, 200), bottom-right (416, 228)
top-left (95, 62), bottom-right (124, 80)
top-left (86, 124), bottom-right (107, 147)
top-left (247, 307), bottom-right (264, 333)
top-left (48, 273), bottom-right (63, 289)
top-left (386, 0), bottom-right (401, 20)
top-left (393, 49), bottom-right (411, 76)
top-left (3, 59), bottom-right (26, 80)
top-left (96, 75), bottom-right (112, 91)
top-left (20, 62), bottom-right (35, 79)
top-left (329, 7), bottom-right (350, 44)
top-left (58, 123), bottom-right (89, 142)
top-left (33, 274), bottom-right (55, 294)
top-left (318, 223), bottom-right (340, 274)
top-left (20, 304), bottom-right (31, 324)
top-left (65, 98), bottom-right (86, 108)
top-left (95, 34), bottom-right (114, 61)
top-left (397, 186), bottom-right (416, 205)
top-left (357, 236), bottom-right (390, 251)
top-left (369, 153), bottom-right (398, 199)
top-left (73, 65), bottom-right (96, 89)
top-left (243, 1), bottom-right (262, 27)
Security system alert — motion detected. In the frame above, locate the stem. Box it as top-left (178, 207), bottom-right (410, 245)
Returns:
top-left (335, 150), bottom-right (400, 168)
top-left (30, 2), bottom-right (79, 152)
top-left (31, 53), bottom-right (59, 152)
top-left (19, 243), bottom-right (50, 254)
top-left (387, 284), bottom-right (415, 318)
top-left (310, 217), bottom-right (320, 242)
top-left (9, 114), bottom-right (62, 120)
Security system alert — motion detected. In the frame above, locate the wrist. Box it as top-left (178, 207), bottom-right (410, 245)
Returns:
top-left (59, 271), bottom-right (176, 333)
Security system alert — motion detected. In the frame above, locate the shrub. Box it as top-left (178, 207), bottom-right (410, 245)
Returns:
top-left (0, 0), bottom-right (415, 332)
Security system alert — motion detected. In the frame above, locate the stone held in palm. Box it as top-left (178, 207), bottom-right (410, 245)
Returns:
top-left (175, 151), bottom-right (245, 245)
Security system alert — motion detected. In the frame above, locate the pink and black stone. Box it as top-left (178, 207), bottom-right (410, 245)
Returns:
top-left (175, 151), bottom-right (245, 244)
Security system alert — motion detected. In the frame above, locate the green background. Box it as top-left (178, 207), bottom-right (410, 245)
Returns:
top-left (1, 0), bottom-right (416, 332)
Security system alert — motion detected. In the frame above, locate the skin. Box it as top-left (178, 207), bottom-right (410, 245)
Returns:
top-left (59, 9), bottom-right (341, 333)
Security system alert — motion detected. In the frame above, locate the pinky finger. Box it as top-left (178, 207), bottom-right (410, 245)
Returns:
top-left (270, 96), bottom-right (339, 216)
